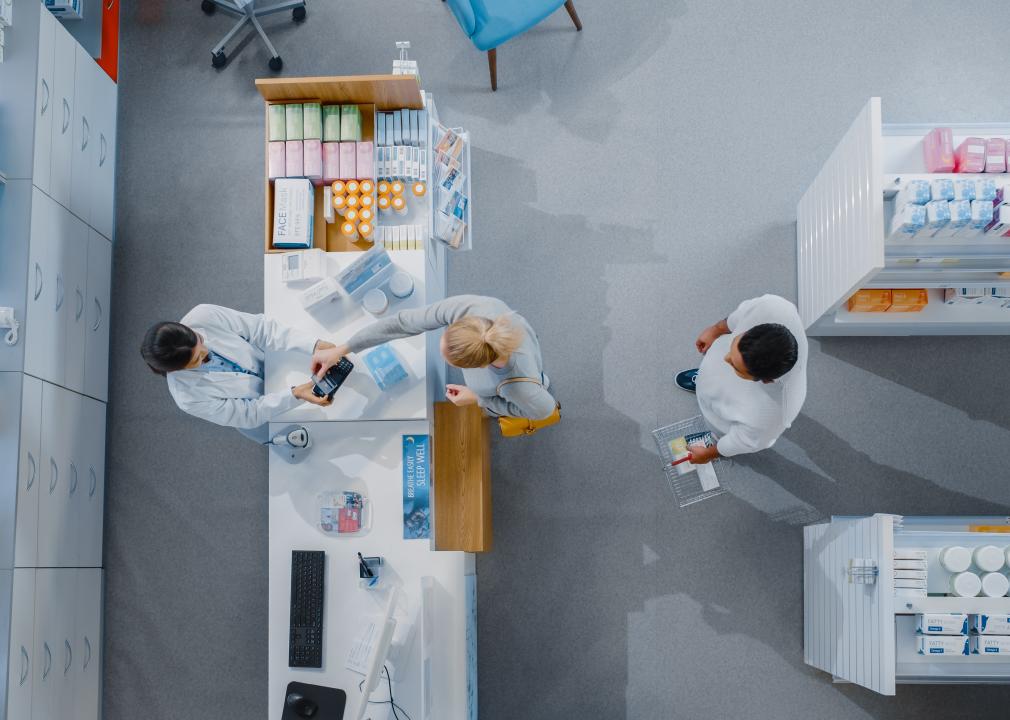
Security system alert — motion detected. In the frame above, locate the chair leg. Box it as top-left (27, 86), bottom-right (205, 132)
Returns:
top-left (488, 48), bottom-right (497, 91)
top-left (564, 0), bottom-right (582, 31)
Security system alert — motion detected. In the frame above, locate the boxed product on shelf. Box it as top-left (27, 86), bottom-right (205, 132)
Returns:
top-left (323, 142), bottom-right (340, 183)
top-left (955, 137), bottom-right (986, 173)
top-left (268, 141), bottom-right (285, 180)
top-left (970, 614), bottom-right (1010, 635)
top-left (895, 569), bottom-right (927, 579)
top-left (300, 276), bottom-right (342, 310)
top-left (917, 613), bottom-right (969, 636)
top-left (896, 180), bottom-right (931, 206)
top-left (340, 105), bottom-right (362, 142)
top-left (322, 105), bottom-right (341, 142)
top-left (339, 142), bottom-right (356, 180)
top-left (895, 549), bottom-right (928, 561)
top-left (930, 179), bottom-right (954, 202)
top-left (962, 200), bottom-right (994, 236)
top-left (887, 289), bottom-right (928, 313)
top-left (272, 178), bottom-right (314, 249)
top-left (975, 178), bottom-right (998, 202)
top-left (917, 635), bottom-right (969, 656)
top-left (984, 203), bottom-right (1010, 235)
top-left (894, 558), bottom-right (927, 570)
top-left (268, 104), bottom-right (286, 141)
top-left (952, 179), bottom-right (976, 201)
top-left (923, 201), bottom-right (950, 235)
top-left (285, 103), bottom-right (304, 141)
top-left (985, 138), bottom-right (1007, 173)
top-left (285, 140), bottom-right (303, 178)
top-left (936, 199), bottom-right (972, 237)
top-left (889, 204), bottom-right (926, 239)
top-left (304, 139), bottom-right (322, 183)
top-left (923, 127), bottom-right (955, 173)
top-left (847, 289), bottom-right (892, 312)
top-left (280, 248), bottom-right (327, 282)
top-left (970, 636), bottom-right (1010, 655)
top-left (303, 102), bottom-right (322, 140)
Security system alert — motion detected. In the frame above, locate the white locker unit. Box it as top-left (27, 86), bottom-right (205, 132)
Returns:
top-left (797, 97), bottom-right (1010, 335)
top-left (5, 569), bottom-right (36, 720)
top-left (15, 376), bottom-right (43, 569)
top-left (32, 8), bottom-right (56, 194)
top-left (48, 19), bottom-right (76, 210)
top-left (804, 515), bottom-right (1010, 695)
top-left (84, 230), bottom-right (111, 403)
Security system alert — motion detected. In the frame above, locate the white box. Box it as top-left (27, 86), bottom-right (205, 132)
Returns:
top-left (323, 186), bottom-right (335, 224)
top-left (917, 636), bottom-right (968, 656)
top-left (272, 178), bottom-right (314, 249)
top-left (299, 276), bottom-right (342, 310)
top-left (894, 549), bottom-right (928, 561)
top-left (894, 569), bottom-right (928, 580)
top-left (895, 578), bottom-right (927, 589)
top-left (970, 635), bottom-right (1010, 655)
top-left (916, 613), bottom-right (968, 635)
top-left (894, 559), bottom-right (928, 570)
top-left (970, 614), bottom-right (1010, 635)
top-left (281, 248), bottom-right (327, 283)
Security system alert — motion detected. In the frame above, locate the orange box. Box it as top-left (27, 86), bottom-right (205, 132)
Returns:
top-left (847, 289), bottom-right (892, 312)
top-left (887, 289), bottom-right (929, 312)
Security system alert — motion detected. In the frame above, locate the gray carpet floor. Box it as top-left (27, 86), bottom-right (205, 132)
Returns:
top-left (105, 1), bottom-right (1010, 718)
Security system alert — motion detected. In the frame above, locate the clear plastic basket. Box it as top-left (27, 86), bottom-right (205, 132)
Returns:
top-left (653, 416), bottom-right (729, 507)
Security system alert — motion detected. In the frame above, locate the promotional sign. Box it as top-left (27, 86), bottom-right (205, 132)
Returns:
top-left (402, 435), bottom-right (430, 539)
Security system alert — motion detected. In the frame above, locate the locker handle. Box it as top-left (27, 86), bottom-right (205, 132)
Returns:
top-left (69, 462), bottom-right (78, 496)
top-left (49, 457), bottom-right (58, 494)
top-left (55, 273), bottom-right (64, 312)
top-left (34, 263), bottom-right (43, 301)
top-left (62, 98), bottom-right (70, 134)
top-left (40, 78), bottom-right (50, 116)
top-left (19, 646), bottom-right (28, 686)
top-left (42, 642), bottom-right (51, 680)
top-left (26, 451), bottom-right (36, 491)
top-left (64, 639), bottom-right (71, 674)
top-left (75, 287), bottom-right (84, 321)
top-left (83, 636), bottom-right (91, 671)
top-left (92, 298), bottom-right (102, 332)
top-left (89, 466), bottom-right (97, 498)
top-left (99, 133), bottom-right (107, 167)
top-left (81, 116), bottom-right (89, 151)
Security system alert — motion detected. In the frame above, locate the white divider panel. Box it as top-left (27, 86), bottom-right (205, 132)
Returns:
top-left (803, 514), bottom-right (896, 695)
top-left (797, 97), bottom-right (884, 329)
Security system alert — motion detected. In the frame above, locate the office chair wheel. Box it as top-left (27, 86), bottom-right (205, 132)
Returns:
top-left (201, 0), bottom-right (216, 14)
top-left (269, 56), bottom-right (283, 71)
top-left (212, 51), bottom-right (227, 68)
top-left (292, 5), bottom-right (306, 21)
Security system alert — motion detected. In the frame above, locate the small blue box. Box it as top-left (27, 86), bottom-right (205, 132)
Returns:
top-left (364, 345), bottom-right (409, 391)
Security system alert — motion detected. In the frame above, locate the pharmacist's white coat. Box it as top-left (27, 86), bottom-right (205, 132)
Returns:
top-left (695, 295), bottom-right (808, 457)
top-left (166, 304), bottom-right (317, 430)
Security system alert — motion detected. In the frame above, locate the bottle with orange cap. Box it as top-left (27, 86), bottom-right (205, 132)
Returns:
top-left (345, 179), bottom-right (360, 196)
top-left (340, 221), bottom-right (358, 240)
top-left (390, 180), bottom-right (405, 197)
top-left (391, 196), bottom-right (407, 215)
top-left (332, 193), bottom-right (348, 215)
top-left (411, 181), bottom-right (426, 198)
top-left (358, 221), bottom-right (374, 242)
top-left (359, 179), bottom-right (375, 195)
top-left (377, 195), bottom-right (392, 213)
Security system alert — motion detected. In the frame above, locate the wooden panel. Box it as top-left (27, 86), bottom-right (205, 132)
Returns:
top-left (255, 75), bottom-right (423, 110)
top-left (432, 402), bottom-right (491, 553)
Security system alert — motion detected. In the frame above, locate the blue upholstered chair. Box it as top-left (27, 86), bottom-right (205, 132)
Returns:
top-left (442, 0), bottom-right (583, 90)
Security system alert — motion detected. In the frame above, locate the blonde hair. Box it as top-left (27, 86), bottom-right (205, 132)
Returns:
top-left (443, 314), bottom-right (524, 368)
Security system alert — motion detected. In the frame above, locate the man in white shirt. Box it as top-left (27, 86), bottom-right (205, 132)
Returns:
top-left (674, 294), bottom-right (808, 463)
top-left (141, 304), bottom-right (333, 443)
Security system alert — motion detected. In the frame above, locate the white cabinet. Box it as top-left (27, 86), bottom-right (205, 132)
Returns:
top-left (5, 569), bottom-right (36, 720)
top-left (32, 8), bottom-right (56, 195)
top-left (69, 44), bottom-right (94, 225)
top-left (77, 396), bottom-right (105, 568)
top-left (63, 218), bottom-right (89, 395)
top-left (91, 72), bottom-right (117, 241)
top-left (23, 189), bottom-right (63, 386)
top-left (48, 20), bottom-right (76, 210)
top-left (84, 230), bottom-right (111, 402)
top-left (73, 569), bottom-right (102, 720)
top-left (15, 376), bottom-right (43, 569)
top-left (37, 385), bottom-right (78, 568)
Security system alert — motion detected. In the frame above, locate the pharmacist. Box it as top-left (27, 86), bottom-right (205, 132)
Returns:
top-left (140, 304), bottom-right (334, 443)
top-left (674, 294), bottom-right (808, 463)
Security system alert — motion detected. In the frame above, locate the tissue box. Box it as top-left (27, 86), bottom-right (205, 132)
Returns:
top-left (285, 140), bottom-right (304, 178)
top-left (917, 614), bottom-right (968, 635)
top-left (936, 199), bottom-right (972, 237)
top-left (917, 636), bottom-right (969, 656)
top-left (280, 248), bottom-right (327, 283)
top-left (339, 142), bottom-right (357, 180)
top-left (985, 138), bottom-right (1007, 173)
top-left (847, 289), bottom-right (892, 312)
top-left (268, 141), bottom-right (286, 180)
top-left (322, 105), bottom-right (342, 142)
top-left (340, 105), bottom-right (362, 142)
top-left (896, 180), bottom-right (931, 206)
top-left (285, 104), bottom-right (304, 141)
top-left (955, 137), bottom-right (986, 173)
top-left (300, 277), bottom-right (342, 310)
top-left (356, 142), bottom-right (374, 179)
top-left (323, 143), bottom-right (340, 183)
top-left (971, 636), bottom-right (1010, 655)
top-left (272, 178), bottom-right (314, 249)
top-left (923, 200), bottom-right (950, 235)
top-left (970, 614), bottom-right (1010, 635)
top-left (302, 103), bottom-right (322, 140)
top-left (930, 179), bottom-right (955, 202)
top-left (303, 139), bottom-right (323, 183)
top-left (923, 127), bottom-right (955, 173)
top-left (364, 345), bottom-right (409, 391)
top-left (268, 104), bottom-right (287, 142)
top-left (889, 203), bottom-right (927, 239)
top-left (952, 179), bottom-right (976, 201)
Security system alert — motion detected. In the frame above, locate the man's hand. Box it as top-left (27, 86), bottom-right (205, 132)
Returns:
top-left (292, 381), bottom-right (332, 407)
top-left (311, 343), bottom-right (350, 378)
top-left (695, 324), bottom-right (724, 354)
top-left (688, 443), bottom-right (719, 465)
top-left (445, 384), bottom-right (478, 407)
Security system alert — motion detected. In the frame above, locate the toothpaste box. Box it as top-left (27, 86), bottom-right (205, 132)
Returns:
top-left (970, 614), bottom-right (1010, 635)
top-left (929, 179), bottom-right (955, 202)
top-left (917, 613), bottom-right (969, 635)
top-left (272, 178), bottom-right (314, 249)
top-left (970, 635), bottom-right (1010, 655)
top-left (918, 635), bottom-right (969, 656)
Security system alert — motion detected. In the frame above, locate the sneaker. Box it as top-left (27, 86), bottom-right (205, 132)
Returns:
top-left (675, 369), bottom-right (699, 393)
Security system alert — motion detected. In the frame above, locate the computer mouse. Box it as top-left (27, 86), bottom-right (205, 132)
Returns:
top-left (285, 692), bottom-right (319, 718)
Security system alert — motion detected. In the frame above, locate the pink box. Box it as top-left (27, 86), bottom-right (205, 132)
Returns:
top-left (923, 127), bottom-right (954, 173)
top-left (268, 141), bottom-right (286, 179)
top-left (955, 137), bottom-right (986, 173)
top-left (985, 138), bottom-right (1007, 173)
top-left (323, 142), bottom-right (340, 182)
top-left (339, 142), bottom-right (356, 180)
top-left (285, 140), bottom-right (304, 177)
top-left (356, 141), bottom-right (374, 179)
top-left (304, 139), bottom-right (323, 182)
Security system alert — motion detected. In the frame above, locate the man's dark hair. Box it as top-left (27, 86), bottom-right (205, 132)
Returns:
top-left (737, 323), bottom-right (798, 382)
top-left (141, 322), bottom-right (198, 376)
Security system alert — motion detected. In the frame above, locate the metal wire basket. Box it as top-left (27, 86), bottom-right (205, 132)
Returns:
top-left (652, 415), bottom-right (729, 507)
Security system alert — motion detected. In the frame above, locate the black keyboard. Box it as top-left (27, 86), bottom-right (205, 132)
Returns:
top-left (289, 550), bottom-right (325, 668)
top-left (312, 358), bottom-right (354, 400)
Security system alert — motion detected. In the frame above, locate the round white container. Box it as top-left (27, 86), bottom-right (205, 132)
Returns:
top-left (940, 546), bottom-right (972, 573)
top-left (1005, 546), bottom-right (1010, 569)
top-left (981, 572), bottom-right (1010, 598)
top-left (950, 571), bottom-right (982, 598)
top-left (362, 288), bottom-right (388, 315)
top-left (388, 271), bottom-right (414, 299)
top-left (974, 545), bottom-right (1005, 573)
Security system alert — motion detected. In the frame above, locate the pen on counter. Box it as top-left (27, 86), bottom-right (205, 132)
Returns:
top-left (358, 552), bottom-right (374, 578)
top-left (669, 455), bottom-right (692, 468)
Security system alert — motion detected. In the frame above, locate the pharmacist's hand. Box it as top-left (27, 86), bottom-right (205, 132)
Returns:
top-left (292, 381), bottom-right (332, 407)
top-left (445, 384), bottom-right (478, 406)
top-left (695, 325), bottom-right (722, 354)
top-left (688, 443), bottom-right (718, 465)
top-left (311, 344), bottom-right (350, 377)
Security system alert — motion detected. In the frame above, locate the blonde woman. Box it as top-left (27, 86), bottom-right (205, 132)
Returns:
top-left (312, 295), bottom-right (557, 420)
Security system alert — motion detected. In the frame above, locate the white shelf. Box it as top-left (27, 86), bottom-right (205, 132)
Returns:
top-left (894, 597), bottom-right (1010, 615)
top-left (818, 289), bottom-right (1010, 335)
top-left (882, 124), bottom-right (1010, 176)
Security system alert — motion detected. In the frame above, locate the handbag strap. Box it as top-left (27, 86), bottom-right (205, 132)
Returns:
top-left (496, 376), bottom-right (543, 395)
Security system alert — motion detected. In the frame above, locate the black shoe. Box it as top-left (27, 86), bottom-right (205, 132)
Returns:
top-left (675, 369), bottom-right (698, 393)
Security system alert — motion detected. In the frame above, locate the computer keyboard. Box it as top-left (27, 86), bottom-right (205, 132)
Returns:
top-left (289, 550), bottom-right (325, 668)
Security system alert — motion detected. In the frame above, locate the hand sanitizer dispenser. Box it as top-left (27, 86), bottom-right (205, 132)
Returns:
top-left (0, 307), bottom-right (19, 346)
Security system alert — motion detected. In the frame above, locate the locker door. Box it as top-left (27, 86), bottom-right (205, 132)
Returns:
top-left (55, 570), bottom-right (78, 720)
top-left (37, 384), bottom-right (73, 568)
top-left (32, 8), bottom-right (56, 195)
top-left (62, 391), bottom-right (85, 569)
top-left (32, 569), bottom-right (60, 720)
top-left (6, 569), bottom-right (36, 720)
top-left (69, 46), bottom-right (94, 224)
top-left (15, 376), bottom-right (43, 568)
top-left (63, 213), bottom-right (89, 394)
top-left (73, 569), bottom-right (102, 720)
top-left (79, 397), bottom-right (105, 568)
top-left (24, 189), bottom-right (62, 385)
top-left (48, 22), bottom-right (76, 209)
top-left (91, 72), bottom-right (116, 241)
top-left (83, 231), bottom-right (111, 403)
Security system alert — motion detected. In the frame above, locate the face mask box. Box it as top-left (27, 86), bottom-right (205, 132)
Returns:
top-left (917, 636), bottom-right (968, 656)
top-left (281, 248), bottom-right (327, 283)
top-left (916, 613), bottom-right (968, 635)
top-left (272, 178), bottom-right (314, 249)
top-left (970, 636), bottom-right (1010, 655)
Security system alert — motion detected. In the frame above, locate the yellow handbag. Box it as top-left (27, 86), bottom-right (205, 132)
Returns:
top-left (495, 377), bottom-right (561, 437)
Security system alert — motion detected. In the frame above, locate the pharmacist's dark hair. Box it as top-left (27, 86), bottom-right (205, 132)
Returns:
top-left (738, 323), bottom-right (797, 382)
top-left (141, 321), bottom-right (198, 376)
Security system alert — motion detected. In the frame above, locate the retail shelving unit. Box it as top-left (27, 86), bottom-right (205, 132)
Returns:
top-left (797, 98), bottom-right (1010, 335)
top-left (804, 515), bottom-right (1010, 695)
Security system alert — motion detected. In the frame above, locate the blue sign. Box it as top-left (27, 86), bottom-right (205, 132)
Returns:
top-left (402, 435), bottom-right (430, 539)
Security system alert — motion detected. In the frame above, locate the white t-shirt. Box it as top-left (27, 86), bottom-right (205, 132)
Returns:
top-left (695, 295), bottom-right (808, 457)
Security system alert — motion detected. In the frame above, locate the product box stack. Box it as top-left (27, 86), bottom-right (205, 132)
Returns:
top-left (847, 288), bottom-right (929, 313)
top-left (939, 544), bottom-right (1010, 599)
top-left (888, 179), bottom-right (1009, 241)
top-left (943, 287), bottom-right (1010, 309)
top-left (924, 128), bottom-right (1009, 174)
top-left (895, 549), bottom-right (928, 599)
top-left (969, 614), bottom-right (1010, 656)
top-left (375, 108), bottom-right (428, 181)
top-left (268, 102), bottom-right (373, 186)
top-left (431, 125), bottom-right (469, 249)
top-left (916, 612), bottom-right (969, 656)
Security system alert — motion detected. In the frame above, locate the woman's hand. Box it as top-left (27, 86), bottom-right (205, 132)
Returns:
top-left (311, 343), bottom-right (350, 378)
top-left (445, 384), bottom-right (478, 406)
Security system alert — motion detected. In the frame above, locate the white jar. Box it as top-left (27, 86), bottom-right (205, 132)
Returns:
top-left (981, 572), bottom-right (1010, 598)
top-left (388, 271), bottom-right (414, 299)
top-left (974, 545), bottom-right (1005, 573)
top-left (950, 571), bottom-right (982, 598)
top-left (362, 288), bottom-right (388, 315)
top-left (940, 546), bottom-right (972, 573)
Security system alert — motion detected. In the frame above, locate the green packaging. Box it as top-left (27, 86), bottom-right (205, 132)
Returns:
top-left (285, 104), bottom-right (304, 141)
top-left (302, 102), bottom-right (322, 140)
top-left (268, 104), bottom-right (286, 141)
top-left (340, 105), bottom-right (362, 142)
top-left (322, 105), bottom-right (342, 142)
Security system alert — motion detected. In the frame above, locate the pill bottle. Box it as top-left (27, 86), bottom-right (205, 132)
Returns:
top-left (974, 545), bottom-right (1004, 573)
top-left (940, 546), bottom-right (971, 573)
top-left (950, 572), bottom-right (982, 598)
top-left (981, 572), bottom-right (1010, 598)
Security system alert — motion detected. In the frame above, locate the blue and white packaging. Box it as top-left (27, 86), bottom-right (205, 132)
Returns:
top-left (924, 200), bottom-right (951, 235)
top-left (392, 110), bottom-right (403, 146)
top-left (930, 179), bottom-right (955, 202)
top-left (952, 179), bottom-right (976, 202)
top-left (364, 345), bottom-right (409, 391)
top-left (970, 635), bottom-right (1010, 655)
top-left (916, 613), bottom-right (968, 635)
top-left (935, 199), bottom-right (972, 237)
top-left (377, 113), bottom-right (387, 146)
top-left (410, 110), bottom-right (420, 146)
top-left (970, 614), bottom-right (1010, 635)
top-left (272, 178), bottom-right (314, 249)
top-left (917, 636), bottom-right (969, 656)
top-left (957, 200), bottom-right (994, 237)
top-left (896, 180), bottom-right (931, 206)
top-left (974, 178), bottom-right (998, 202)
top-left (888, 203), bottom-right (927, 240)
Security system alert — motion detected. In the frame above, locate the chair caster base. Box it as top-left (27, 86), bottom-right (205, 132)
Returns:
top-left (212, 51), bottom-right (227, 68)
top-left (269, 56), bottom-right (283, 71)
top-left (293, 5), bottom-right (306, 21)
top-left (201, 0), bottom-right (216, 14)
